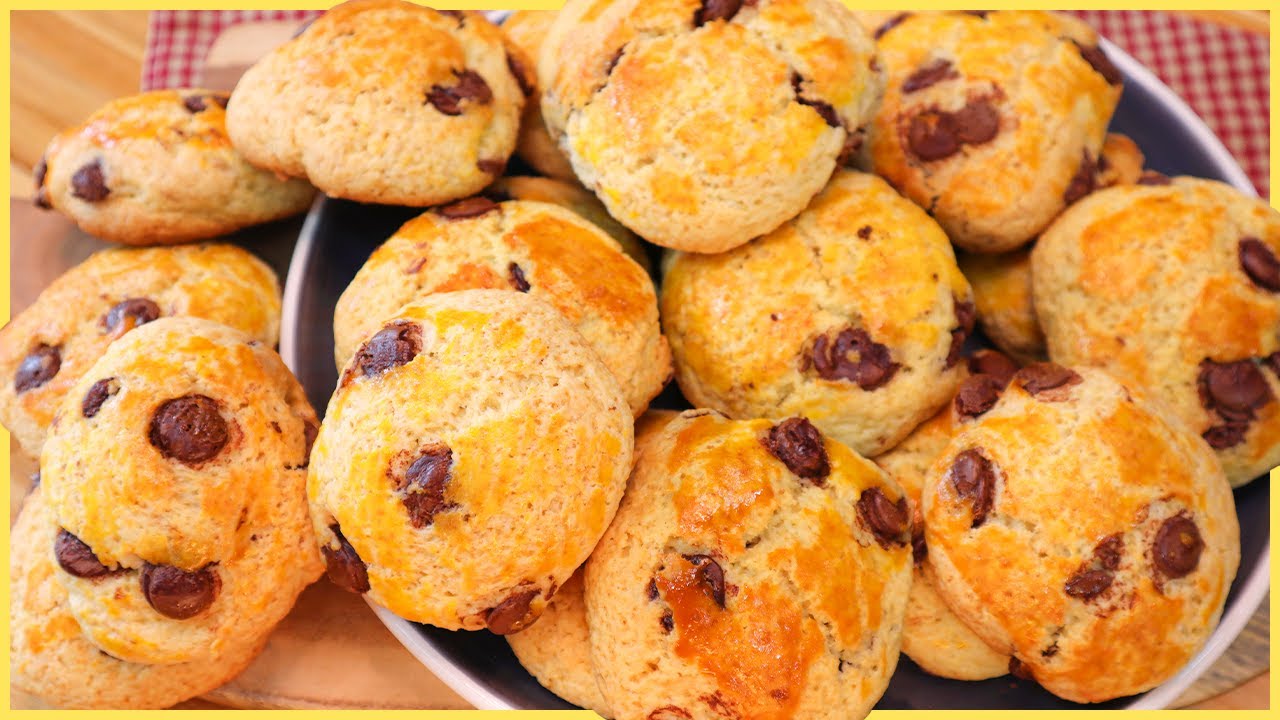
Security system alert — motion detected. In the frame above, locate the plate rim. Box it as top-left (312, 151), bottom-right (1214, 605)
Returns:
top-left (279, 34), bottom-right (1271, 713)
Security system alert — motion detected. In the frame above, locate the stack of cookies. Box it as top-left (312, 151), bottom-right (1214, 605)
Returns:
top-left (6, 1), bottom-right (1270, 715)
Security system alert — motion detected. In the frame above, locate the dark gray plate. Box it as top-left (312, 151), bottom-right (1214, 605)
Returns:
top-left (279, 38), bottom-right (1270, 711)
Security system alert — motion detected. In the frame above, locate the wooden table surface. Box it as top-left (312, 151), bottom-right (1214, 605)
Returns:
top-left (7, 9), bottom-right (1271, 713)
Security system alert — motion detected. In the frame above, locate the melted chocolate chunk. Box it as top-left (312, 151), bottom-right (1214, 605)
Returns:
top-left (763, 417), bottom-right (830, 483)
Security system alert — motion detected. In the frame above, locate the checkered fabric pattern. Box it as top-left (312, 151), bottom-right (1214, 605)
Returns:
top-left (142, 9), bottom-right (1270, 197)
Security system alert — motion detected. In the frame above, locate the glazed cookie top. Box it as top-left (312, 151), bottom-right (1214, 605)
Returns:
top-left (332, 198), bottom-right (669, 416)
top-left (662, 170), bottom-right (973, 456)
top-left (502, 11), bottom-right (579, 182)
top-left (586, 410), bottom-right (912, 720)
top-left (36, 88), bottom-right (314, 244)
top-left (311, 290), bottom-right (633, 631)
top-left (226, 0), bottom-right (526, 206)
top-left (40, 317), bottom-right (322, 665)
top-left (922, 365), bottom-right (1239, 703)
top-left (539, 0), bottom-right (882, 252)
top-left (486, 175), bottom-right (651, 271)
top-left (865, 11), bottom-right (1122, 252)
top-left (0, 244), bottom-right (281, 459)
top-left (1032, 177), bottom-right (1280, 486)
top-left (9, 490), bottom-right (267, 709)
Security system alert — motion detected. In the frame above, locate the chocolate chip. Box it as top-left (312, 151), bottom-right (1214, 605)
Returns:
top-left (1094, 533), bottom-right (1124, 571)
top-left (1154, 514), bottom-right (1203, 578)
top-left (477, 158), bottom-right (506, 176)
top-left (763, 417), bottom-right (830, 483)
top-left (354, 322), bottom-right (421, 379)
top-left (148, 395), bottom-right (228, 464)
top-left (1239, 237), bottom-right (1280, 292)
top-left (1064, 568), bottom-right (1112, 600)
top-left (506, 52), bottom-right (534, 97)
top-left (1137, 170), bottom-right (1172, 186)
top-left (437, 196), bottom-right (498, 219)
top-left (967, 349), bottom-right (1018, 386)
top-left (82, 378), bottom-right (118, 418)
top-left (14, 343), bottom-right (60, 393)
top-left (322, 525), bottom-right (370, 593)
top-left (951, 99), bottom-right (1000, 145)
top-left (426, 69), bottom-right (493, 116)
top-left (1203, 422), bottom-right (1248, 449)
top-left (1009, 657), bottom-right (1034, 680)
top-left (508, 262), bottom-right (531, 292)
top-left (1063, 150), bottom-right (1098, 205)
top-left (1014, 363), bottom-right (1082, 400)
top-left (486, 589), bottom-right (539, 634)
top-left (955, 374), bottom-right (1003, 419)
top-left (950, 449), bottom-right (995, 527)
top-left (902, 58), bottom-right (957, 94)
top-left (857, 487), bottom-right (909, 547)
top-left (55, 529), bottom-right (118, 578)
top-left (303, 420), bottom-right (318, 460)
top-left (906, 110), bottom-right (959, 161)
top-left (399, 445), bottom-right (455, 528)
top-left (809, 327), bottom-right (900, 390)
top-left (1198, 359), bottom-right (1273, 421)
top-left (954, 298), bottom-right (977, 332)
top-left (792, 74), bottom-right (841, 128)
top-left (685, 555), bottom-right (726, 608)
top-left (183, 95), bottom-right (211, 113)
top-left (1074, 41), bottom-right (1122, 86)
top-left (660, 610), bottom-right (674, 632)
top-left (695, 0), bottom-right (742, 26)
top-left (140, 563), bottom-right (220, 619)
top-left (874, 13), bottom-right (911, 39)
top-left (1266, 352), bottom-right (1280, 378)
top-left (102, 297), bottom-right (161, 335)
top-left (71, 159), bottom-right (109, 202)
top-left (947, 299), bottom-right (976, 368)
top-left (857, 225), bottom-right (872, 240)
top-left (912, 528), bottom-right (927, 564)
top-left (647, 577), bottom-right (659, 601)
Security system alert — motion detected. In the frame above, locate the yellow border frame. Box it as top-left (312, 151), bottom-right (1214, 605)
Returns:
top-left (1, 2), bottom-right (1275, 716)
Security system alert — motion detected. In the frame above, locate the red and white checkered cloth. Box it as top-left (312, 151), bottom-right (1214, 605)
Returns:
top-left (143, 9), bottom-right (1271, 197)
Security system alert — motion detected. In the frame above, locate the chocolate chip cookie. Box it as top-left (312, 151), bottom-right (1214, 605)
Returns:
top-left (922, 365), bottom-right (1239, 702)
top-left (662, 170), bottom-right (974, 457)
top-left (502, 10), bottom-right (578, 182)
top-left (1033, 177), bottom-right (1280, 486)
top-left (36, 89), bottom-right (314, 245)
top-left (10, 489), bottom-right (270, 708)
top-left (332, 198), bottom-right (669, 416)
top-left (310, 290), bottom-right (632, 632)
top-left (864, 11), bottom-right (1123, 252)
top-left (586, 409), bottom-right (911, 720)
top-left (539, 0), bottom-right (882, 253)
top-left (0, 244), bottom-right (282, 460)
top-left (39, 317), bottom-right (323, 665)
top-left (227, 0), bottom-right (526, 206)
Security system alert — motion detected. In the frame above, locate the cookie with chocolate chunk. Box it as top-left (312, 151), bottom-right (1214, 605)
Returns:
top-left (227, 0), bottom-right (525, 205)
top-left (39, 317), bottom-right (322, 665)
top-left (310, 290), bottom-right (632, 632)
top-left (37, 89), bottom-right (313, 245)
top-left (507, 569), bottom-right (611, 714)
top-left (662, 169), bottom-right (973, 457)
top-left (0, 244), bottom-right (282, 460)
top-left (1033, 177), bottom-right (1280, 486)
top-left (864, 11), bottom-right (1122, 252)
top-left (922, 366), bottom-right (1239, 702)
top-left (586, 409), bottom-right (911, 720)
top-left (540, 0), bottom-right (882, 252)
top-left (332, 198), bottom-right (668, 416)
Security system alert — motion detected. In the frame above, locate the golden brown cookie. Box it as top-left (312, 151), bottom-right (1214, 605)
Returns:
top-left (540, 0), bottom-right (882, 253)
top-left (923, 364), bottom-right (1239, 702)
top-left (0, 244), bottom-right (281, 460)
top-left (1033, 177), bottom-right (1280, 486)
top-left (957, 247), bottom-right (1046, 364)
top-left (662, 170), bottom-right (973, 457)
top-left (35, 89), bottom-right (314, 245)
top-left (10, 489), bottom-right (268, 709)
top-left (865, 11), bottom-right (1123, 252)
top-left (227, 1), bottom-right (526, 205)
top-left (586, 409), bottom-right (911, 720)
top-left (310, 290), bottom-right (633, 633)
top-left (332, 198), bottom-right (668, 416)
top-left (40, 317), bottom-right (322, 665)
